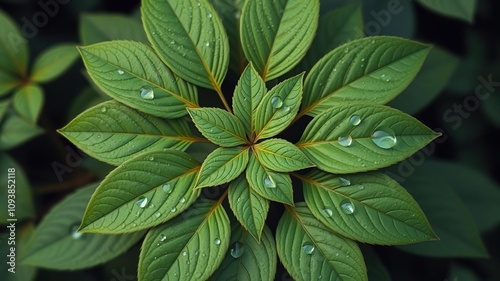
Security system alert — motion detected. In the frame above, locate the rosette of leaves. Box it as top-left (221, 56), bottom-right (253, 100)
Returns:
top-left (59, 0), bottom-right (441, 280)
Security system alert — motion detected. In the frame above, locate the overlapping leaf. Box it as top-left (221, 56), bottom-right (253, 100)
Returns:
top-left (0, 70), bottom-right (18, 97)
top-left (197, 146), bottom-right (249, 188)
top-left (416, 0), bottom-right (477, 23)
top-left (276, 203), bottom-right (367, 281)
top-left (297, 103), bottom-right (439, 174)
top-left (0, 113), bottom-right (43, 150)
top-left (80, 150), bottom-right (201, 233)
top-left (13, 85), bottom-right (44, 123)
top-left (139, 199), bottom-right (230, 281)
top-left (254, 139), bottom-right (313, 172)
top-left (300, 170), bottom-right (436, 245)
top-left (31, 44), bottom-right (79, 83)
top-left (59, 101), bottom-right (197, 166)
top-left (0, 10), bottom-right (28, 77)
top-left (80, 14), bottom-right (148, 44)
top-left (79, 40), bottom-right (198, 118)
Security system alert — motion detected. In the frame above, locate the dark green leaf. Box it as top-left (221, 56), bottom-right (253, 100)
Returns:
top-left (416, 0), bottom-right (477, 23)
top-left (197, 146), bottom-right (249, 188)
top-left (362, 246), bottom-right (392, 281)
top-left (0, 113), bottom-right (43, 150)
top-left (0, 99), bottom-right (11, 121)
top-left (12, 84), bottom-right (44, 123)
top-left (254, 138), bottom-right (313, 172)
top-left (0, 10), bottom-right (28, 77)
top-left (31, 44), bottom-right (79, 83)
top-left (79, 13), bottom-right (148, 44)
top-left (0, 71), bottom-right (17, 97)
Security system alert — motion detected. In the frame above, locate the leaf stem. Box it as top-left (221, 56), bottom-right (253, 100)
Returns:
top-left (213, 82), bottom-right (233, 114)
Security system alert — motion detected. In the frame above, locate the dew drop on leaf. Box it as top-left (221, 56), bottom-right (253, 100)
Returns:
top-left (302, 243), bottom-right (315, 255)
top-left (207, 12), bottom-right (212, 18)
top-left (155, 212), bottom-right (161, 218)
top-left (263, 175), bottom-right (276, 188)
top-left (371, 127), bottom-right (397, 149)
top-left (162, 182), bottom-right (173, 194)
top-left (271, 96), bottom-right (283, 109)
top-left (69, 224), bottom-right (82, 239)
top-left (170, 207), bottom-right (177, 213)
top-left (321, 207), bottom-right (333, 218)
top-left (140, 87), bottom-right (155, 100)
top-left (179, 197), bottom-right (186, 203)
top-left (230, 242), bottom-right (244, 258)
top-left (349, 114), bottom-right (361, 126)
top-left (159, 234), bottom-right (167, 242)
top-left (182, 250), bottom-right (187, 256)
top-left (136, 197), bottom-right (148, 208)
top-left (214, 238), bottom-right (221, 245)
top-left (204, 41), bottom-right (210, 47)
top-left (100, 107), bottom-right (107, 113)
top-left (338, 135), bottom-right (353, 147)
top-left (117, 69), bottom-right (124, 75)
top-left (339, 177), bottom-right (351, 186)
top-left (340, 199), bottom-right (355, 215)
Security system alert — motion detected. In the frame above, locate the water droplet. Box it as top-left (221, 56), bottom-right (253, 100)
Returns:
top-left (100, 107), bottom-right (107, 113)
top-left (207, 12), bottom-right (212, 18)
top-left (196, 2), bottom-right (201, 6)
top-left (263, 175), bottom-right (276, 188)
top-left (357, 184), bottom-right (365, 190)
top-left (159, 234), bottom-right (167, 242)
top-left (338, 135), bottom-right (353, 147)
top-left (371, 40), bottom-right (376, 44)
top-left (339, 177), bottom-right (351, 186)
top-left (155, 212), bottom-right (161, 218)
top-left (234, 11), bottom-right (241, 19)
top-left (230, 242), bottom-right (244, 258)
top-left (163, 182), bottom-right (174, 193)
top-left (340, 199), bottom-right (355, 215)
top-left (271, 96), bottom-right (283, 109)
top-left (349, 115), bottom-right (361, 126)
top-left (170, 40), bottom-right (175, 44)
top-left (182, 250), bottom-right (187, 256)
top-left (179, 197), bottom-right (186, 203)
top-left (371, 127), bottom-right (397, 149)
top-left (321, 208), bottom-right (333, 218)
top-left (140, 87), bottom-right (155, 100)
top-left (302, 244), bottom-right (315, 255)
top-left (170, 207), bottom-right (177, 213)
top-left (136, 197), bottom-right (148, 208)
top-left (333, 68), bottom-right (337, 72)
top-left (361, 58), bottom-right (365, 62)
top-left (283, 105), bottom-right (291, 112)
top-left (214, 238), bottom-right (221, 245)
top-left (204, 41), bottom-right (210, 47)
top-left (69, 224), bottom-right (82, 239)
top-left (117, 69), bottom-right (125, 75)
top-left (149, 156), bottom-right (155, 161)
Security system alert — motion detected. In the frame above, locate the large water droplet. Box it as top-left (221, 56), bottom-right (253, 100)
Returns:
top-left (349, 115), bottom-right (361, 126)
top-left (340, 199), bottom-right (355, 215)
top-left (271, 96), bottom-right (283, 109)
top-left (136, 197), bottom-right (148, 208)
top-left (263, 175), bottom-right (276, 188)
top-left (140, 87), bottom-right (155, 100)
top-left (179, 197), bottom-right (186, 203)
top-left (162, 182), bottom-right (174, 194)
top-left (302, 244), bottom-right (315, 255)
top-left (214, 238), bottom-right (221, 245)
top-left (371, 127), bottom-right (397, 149)
top-left (338, 136), bottom-right (353, 147)
top-left (117, 69), bottom-right (125, 75)
top-left (321, 208), bottom-right (333, 218)
top-left (230, 242), bottom-right (244, 258)
top-left (159, 234), bottom-right (167, 242)
top-left (70, 224), bottom-right (82, 239)
top-left (339, 177), bottom-right (351, 186)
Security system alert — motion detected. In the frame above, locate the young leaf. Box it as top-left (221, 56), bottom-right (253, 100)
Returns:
top-left (31, 44), bottom-right (79, 83)
top-left (301, 37), bottom-right (431, 117)
top-left (0, 113), bottom-right (43, 150)
top-left (254, 74), bottom-right (303, 140)
top-left (139, 199), bottom-right (230, 281)
top-left (232, 64), bottom-right (266, 135)
top-left (297, 103), bottom-right (440, 174)
top-left (197, 146), bottom-right (249, 188)
top-left (0, 10), bottom-right (29, 77)
top-left (276, 203), bottom-right (367, 281)
top-left (188, 107), bottom-right (248, 147)
top-left (228, 175), bottom-right (269, 241)
top-left (240, 0), bottom-right (319, 80)
top-left (142, 0), bottom-right (229, 90)
top-left (13, 85), bottom-right (44, 123)
top-left (80, 150), bottom-right (201, 233)
top-left (21, 184), bottom-right (144, 269)
top-left (299, 170), bottom-right (436, 245)
top-left (210, 223), bottom-right (277, 281)
top-left (254, 138), bottom-right (313, 172)
top-left (246, 153), bottom-right (294, 205)
top-left (79, 40), bottom-right (198, 118)
top-left (80, 13), bottom-right (148, 45)
top-left (59, 101), bottom-right (197, 166)
top-left (416, 0), bottom-right (477, 23)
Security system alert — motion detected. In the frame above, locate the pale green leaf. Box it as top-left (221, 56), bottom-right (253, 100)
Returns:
top-left (0, 70), bottom-right (18, 97)
top-left (254, 138), bottom-right (313, 172)
top-left (301, 37), bottom-right (431, 117)
top-left (188, 107), bottom-right (247, 147)
top-left (139, 199), bottom-right (230, 281)
top-left (297, 103), bottom-right (439, 174)
top-left (31, 44), bottom-right (79, 83)
top-left (21, 184), bottom-right (144, 269)
top-left (246, 153), bottom-right (293, 205)
top-left (416, 0), bottom-right (477, 23)
top-left (13, 84), bottom-right (44, 123)
top-left (276, 203), bottom-right (367, 281)
top-left (142, 0), bottom-right (229, 89)
top-left (79, 40), bottom-right (198, 118)
top-left (240, 0), bottom-right (319, 80)
top-left (228, 175), bottom-right (269, 241)
top-left (60, 100), bottom-right (197, 166)
top-left (0, 113), bottom-right (43, 150)
top-left (300, 170), bottom-right (436, 245)
top-left (210, 223), bottom-right (277, 281)
top-left (0, 10), bottom-right (28, 76)
top-left (232, 63), bottom-right (266, 135)
top-left (197, 146), bottom-right (249, 188)
top-left (80, 13), bottom-right (148, 44)
top-left (80, 150), bottom-right (201, 233)
top-left (254, 74), bottom-right (303, 140)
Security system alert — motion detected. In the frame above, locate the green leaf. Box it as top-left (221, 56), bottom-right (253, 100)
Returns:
top-left (298, 3), bottom-right (364, 71)
top-left (0, 99), bottom-right (10, 121)
top-left (232, 64), bottom-right (266, 135)
top-left (30, 44), bottom-right (79, 83)
top-left (254, 139), bottom-right (313, 172)
top-left (142, 0), bottom-right (229, 90)
top-left (59, 100), bottom-right (196, 166)
top-left (301, 37), bottom-right (431, 117)
top-left (139, 199), bottom-right (230, 281)
top-left (0, 153), bottom-right (34, 222)
top-left (228, 175), bottom-right (269, 241)
top-left (79, 40), bottom-right (198, 118)
top-left (12, 85), bottom-right (44, 123)
top-left (246, 153), bottom-right (293, 205)
top-left (389, 47), bottom-right (459, 115)
top-left (197, 146), bottom-right (249, 188)
top-left (300, 170), bottom-right (436, 245)
top-left (0, 10), bottom-right (28, 76)
top-left (297, 103), bottom-right (439, 174)
top-left (416, 0), bottom-right (477, 23)
top-left (21, 184), bottom-right (144, 269)
top-left (254, 74), bottom-right (303, 140)
top-left (210, 223), bottom-right (277, 281)
top-left (0, 113), bottom-right (43, 150)
top-left (80, 150), bottom-right (201, 233)
top-left (240, 0), bottom-right (319, 80)
top-left (0, 70), bottom-right (18, 97)
top-left (188, 107), bottom-right (247, 147)
top-left (80, 13), bottom-right (148, 44)
top-left (276, 203), bottom-right (367, 281)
